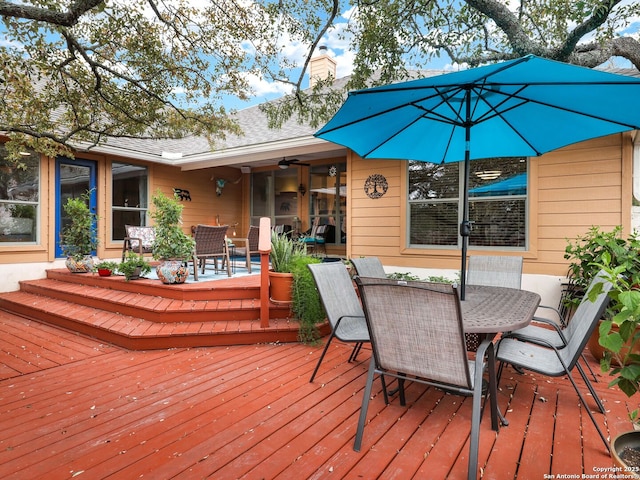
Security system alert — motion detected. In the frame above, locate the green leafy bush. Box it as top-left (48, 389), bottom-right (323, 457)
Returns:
top-left (290, 255), bottom-right (325, 344)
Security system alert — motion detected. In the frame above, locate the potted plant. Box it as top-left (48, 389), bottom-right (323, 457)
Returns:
top-left (565, 226), bottom-right (640, 360)
top-left (593, 261), bottom-right (640, 476)
top-left (95, 260), bottom-right (118, 277)
top-left (268, 231), bottom-right (303, 303)
top-left (150, 190), bottom-right (195, 284)
top-left (117, 251), bottom-right (151, 281)
top-left (566, 227), bottom-right (640, 474)
top-left (60, 190), bottom-right (98, 273)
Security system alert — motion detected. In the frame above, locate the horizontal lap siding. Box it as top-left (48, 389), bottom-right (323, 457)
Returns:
top-left (152, 164), bottom-right (245, 235)
top-left (348, 156), bottom-right (402, 261)
top-left (536, 135), bottom-right (624, 275)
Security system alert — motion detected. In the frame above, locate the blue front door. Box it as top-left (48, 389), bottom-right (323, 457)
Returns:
top-left (55, 158), bottom-right (98, 258)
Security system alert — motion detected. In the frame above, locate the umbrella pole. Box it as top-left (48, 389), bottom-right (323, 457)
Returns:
top-left (459, 91), bottom-right (472, 300)
top-left (460, 153), bottom-right (471, 300)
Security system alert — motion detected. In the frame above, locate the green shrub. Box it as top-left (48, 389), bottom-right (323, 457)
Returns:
top-left (290, 255), bottom-right (325, 344)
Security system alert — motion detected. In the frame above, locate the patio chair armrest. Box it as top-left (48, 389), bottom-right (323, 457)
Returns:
top-left (123, 236), bottom-right (144, 254)
top-left (497, 331), bottom-right (561, 354)
top-left (535, 304), bottom-right (568, 327)
top-left (336, 314), bottom-right (366, 326)
top-left (502, 317), bottom-right (568, 346)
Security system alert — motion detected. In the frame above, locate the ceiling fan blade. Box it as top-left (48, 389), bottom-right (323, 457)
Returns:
top-left (278, 158), bottom-right (310, 167)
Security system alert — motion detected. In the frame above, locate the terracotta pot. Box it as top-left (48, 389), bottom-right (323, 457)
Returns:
top-left (156, 260), bottom-right (190, 284)
top-left (268, 270), bottom-right (293, 304)
top-left (97, 268), bottom-right (113, 277)
top-left (65, 255), bottom-right (94, 273)
top-left (612, 431), bottom-right (640, 479)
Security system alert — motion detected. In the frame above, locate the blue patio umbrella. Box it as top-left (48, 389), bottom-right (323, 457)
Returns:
top-left (315, 54), bottom-right (640, 298)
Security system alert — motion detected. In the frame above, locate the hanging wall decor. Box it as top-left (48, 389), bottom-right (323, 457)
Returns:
top-left (173, 188), bottom-right (192, 201)
top-left (364, 174), bottom-right (388, 199)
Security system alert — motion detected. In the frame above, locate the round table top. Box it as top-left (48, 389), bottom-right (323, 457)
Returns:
top-left (460, 285), bottom-right (541, 334)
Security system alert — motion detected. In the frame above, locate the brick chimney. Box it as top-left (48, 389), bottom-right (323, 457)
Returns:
top-left (309, 46), bottom-right (337, 88)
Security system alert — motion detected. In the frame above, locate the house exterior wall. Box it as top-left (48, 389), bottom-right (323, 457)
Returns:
top-left (0, 153), bottom-right (246, 292)
top-left (346, 132), bottom-right (633, 307)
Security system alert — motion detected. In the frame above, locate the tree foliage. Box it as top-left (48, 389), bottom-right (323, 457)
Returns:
top-left (1, 0), bottom-right (640, 159)
top-left (268, 0), bottom-right (640, 127)
top-left (0, 0), bottom-right (292, 161)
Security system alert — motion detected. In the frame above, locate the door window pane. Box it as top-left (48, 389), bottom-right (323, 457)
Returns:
top-left (309, 164), bottom-right (346, 245)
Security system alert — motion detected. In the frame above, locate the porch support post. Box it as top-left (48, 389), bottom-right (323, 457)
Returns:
top-left (258, 217), bottom-right (272, 328)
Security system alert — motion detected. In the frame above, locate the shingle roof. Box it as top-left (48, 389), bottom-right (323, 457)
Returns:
top-left (90, 67), bottom-right (640, 167)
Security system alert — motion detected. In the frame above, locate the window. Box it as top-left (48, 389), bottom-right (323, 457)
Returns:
top-left (408, 157), bottom-right (527, 249)
top-left (111, 162), bottom-right (148, 241)
top-left (250, 169), bottom-right (299, 229)
top-left (0, 147), bottom-right (39, 243)
top-left (309, 163), bottom-right (346, 245)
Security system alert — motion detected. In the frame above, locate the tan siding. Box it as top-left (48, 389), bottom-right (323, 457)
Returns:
top-left (152, 164), bottom-right (245, 235)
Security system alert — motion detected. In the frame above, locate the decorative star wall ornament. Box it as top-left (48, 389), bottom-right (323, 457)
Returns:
top-left (328, 165), bottom-right (337, 177)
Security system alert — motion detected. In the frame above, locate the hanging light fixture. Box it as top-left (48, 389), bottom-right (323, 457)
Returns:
top-left (298, 183), bottom-right (307, 196)
top-left (475, 170), bottom-right (502, 180)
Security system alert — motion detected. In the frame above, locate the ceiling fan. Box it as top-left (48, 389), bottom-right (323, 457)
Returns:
top-left (278, 157), bottom-right (311, 169)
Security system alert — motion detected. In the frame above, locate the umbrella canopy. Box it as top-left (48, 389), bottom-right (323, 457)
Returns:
top-left (315, 54), bottom-right (640, 298)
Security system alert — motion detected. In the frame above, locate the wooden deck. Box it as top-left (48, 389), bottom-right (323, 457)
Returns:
top-left (0, 309), bottom-right (637, 479)
top-left (0, 269), bottom-right (324, 349)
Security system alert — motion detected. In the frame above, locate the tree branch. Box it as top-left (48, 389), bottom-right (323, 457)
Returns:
top-left (0, 0), bottom-right (104, 27)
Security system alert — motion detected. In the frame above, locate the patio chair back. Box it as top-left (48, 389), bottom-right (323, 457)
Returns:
top-left (557, 270), bottom-right (613, 368)
top-left (467, 255), bottom-right (523, 289)
top-left (356, 277), bottom-right (471, 387)
top-left (193, 224), bottom-right (231, 277)
top-left (307, 262), bottom-right (369, 382)
top-left (235, 225), bottom-right (260, 273)
top-left (351, 257), bottom-right (386, 278)
top-left (354, 276), bottom-right (499, 479)
top-left (122, 225), bottom-right (155, 261)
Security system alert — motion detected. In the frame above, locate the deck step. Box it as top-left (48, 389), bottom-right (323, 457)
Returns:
top-left (0, 269), bottom-right (323, 350)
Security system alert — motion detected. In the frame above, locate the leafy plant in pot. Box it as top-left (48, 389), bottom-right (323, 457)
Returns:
top-left (595, 261), bottom-right (640, 475)
top-left (60, 190), bottom-right (98, 273)
top-left (117, 251), bottom-right (151, 281)
top-left (95, 260), bottom-right (118, 277)
top-left (566, 227), bottom-right (640, 473)
top-left (268, 231), bottom-right (302, 304)
top-left (150, 190), bottom-right (195, 284)
top-left (565, 226), bottom-right (640, 362)
top-left (290, 254), bottom-right (324, 344)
